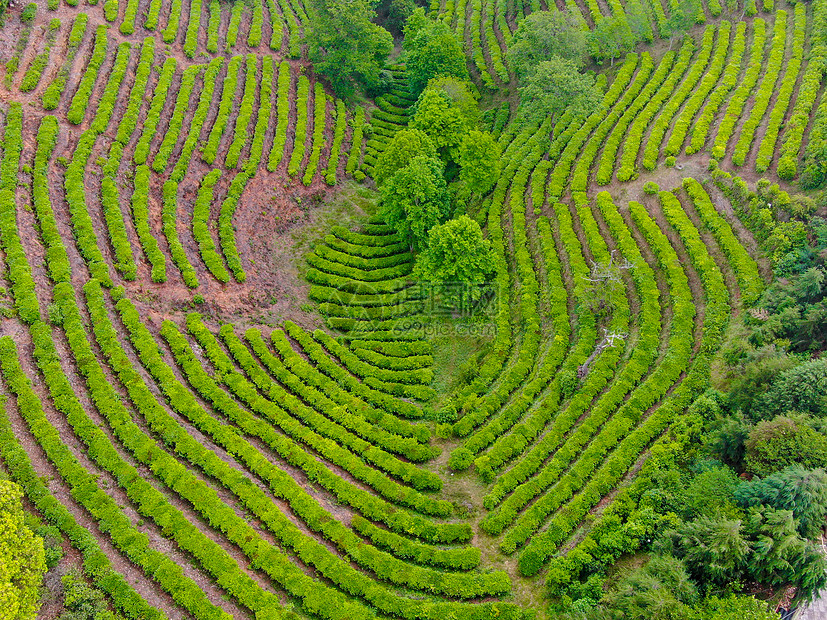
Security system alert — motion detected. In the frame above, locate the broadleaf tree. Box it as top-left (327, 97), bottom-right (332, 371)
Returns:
top-left (413, 215), bottom-right (495, 307)
top-left (506, 9), bottom-right (589, 79)
top-left (305, 0), bottom-right (393, 99)
top-left (403, 9), bottom-right (469, 94)
top-left (380, 155), bottom-right (451, 251)
top-left (517, 56), bottom-right (602, 127)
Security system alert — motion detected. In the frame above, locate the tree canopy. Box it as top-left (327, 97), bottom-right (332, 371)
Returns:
top-left (457, 130), bottom-right (502, 196)
top-left (413, 215), bottom-right (495, 289)
top-left (410, 87), bottom-right (470, 157)
top-left (403, 9), bottom-right (469, 94)
top-left (0, 480), bottom-right (46, 620)
top-left (373, 128), bottom-right (438, 187)
top-left (507, 10), bottom-right (589, 78)
top-left (305, 0), bottom-right (393, 98)
top-left (517, 56), bottom-right (602, 126)
top-left (380, 155), bottom-right (451, 251)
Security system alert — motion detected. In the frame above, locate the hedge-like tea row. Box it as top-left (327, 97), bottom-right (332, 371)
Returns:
top-left (215, 57), bottom-right (274, 284)
top-left (615, 37), bottom-right (693, 181)
top-left (333, 224), bottom-right (398, 245)
top-left (183, 0), bottom-right (203, 57)
top-left (20, 18), bottom-right (59, 92)
top-left (251, 329), bottom-right (426, 441)
top-left (352, 347), bottom-right (433, 371)
top-left (778, 0), bottom-right (827, 179)
top-left (572, 54), bottom-right (657, 191)
top-left (249, 0), bottom-right (263, 46)
top-left (305, 267), bottom-right (410, 294)
top-left (161, 181), bottom-right (199, 287)
top-left (546, 55), bottom-right (638, 200)
top-left (307, 252), bottom-right (412, 282)
top-left (288, 75), bottom-right (311, 177)
top-left (203, 55), bottom-right (242, 165)
top-left (67, 25), bottom-right (108, 125)
top-left (217, 323), bottom-right (433, 460)
top-left (641, 25), bottom-right (715, 170)
top-left (325, 233), bottom-right (407, 259)
top-left (273, 323), bottom-right (425, 420)
top-left (316, 242), bottom-right (412, 270)
top-left (0, 335), bottom-right (224, 620)
top-left (308, 327), bottom-right (433, 386)
top-left (115, 37), bottom-right (154, 145)
top-left (162, 0), bottom-right (183, 41)
top-left (153, 64), bottom-right (201, 173)
top-left (450, 122), bottom-right (548, 443)
top-left (597, 50), bottom-right (674, 185)
top-left (303, 81), bottom-right (328, 185)
top-left (711, 18), bottom-right (769, 159)
top-left (0, 399), bottom-right (165, 620)
top-left (268, 61), bottom-right (291, 170)
top-left (133, 57), bottom-right (177, 165)
top-left (681, 178), bottom-right (763, 304)
top-left (754, 4), bottom-right (805, 172)
top-left (113, 298), bottom-right (465, 548)
top-left (266, 0), bottom-right (283, 49)
top-left (120, 0), bottom-right (139, 32)
top-left (225, 55), bottom-right (258, 169)
top-left (686, 21), bottom-right (746, 154)
top-left (32, 116), bottom-right (71, 285)
top-left (471, 199), bottom-right (584, 481)
top-left (207, 0), bottom-right (220, 53)
top-left (309, 283), bottom-right (418, 308)
top-left (276, 0), bottom-right (301, 56)
top-left (64, 131), bottom-right (112, 285)
top-left (516, 189), bottom-right (732, 577)
top-left (47, 5), bottom-right (86, 95)
top-left (227, 0), bottom-right (244, 49)
top-left (664, 21), bottom-right (733, 157)
top-left (493, 192), bottom-right (668, 550)
top-left (193, 169), bottom-right (230, 282)
top-left (101, 143), bottom-right (137, 280)
top-left (0, 184), bottom-right (38, 323)
top-left (121, 165), bottom-right (163, 282)
top-left (145, 0), bottom-right (161, 29)
top-left (171, 58), bottom-right (223, 183)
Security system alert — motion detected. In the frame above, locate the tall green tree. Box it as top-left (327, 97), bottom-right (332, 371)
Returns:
top-left (506, 9), bottom-right (589, 79)
top-left (675, 516), bottom-right (751, 587)
top-left (380, 155), bottom-right (451, 250)
top-left (0, 480), bottom-right (46, 620)
top-left (413, 215), bottom-right (495, 306)
top-left (735, 466), bottom-right (827, 539)
top-left (457, 130), bottom-right (501, 197)
top-left (403, 9), bottom-right (469, 94)
top-left (517, 56), bottom-right (602, 126)
top-left (744, 415), bottom-right (827, 477)
top-left (373, 128), bottom-right (437, 186)
top-left (589, 16), bottom-right (636, 65)
top-left (305, 0), bottom-right (393, 98)
top-left (410, 87), bottom-right (470, 158)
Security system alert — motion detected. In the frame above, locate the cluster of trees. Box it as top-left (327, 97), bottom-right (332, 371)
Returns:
top-left (366, 12), bottom-right (501, 297)
top-left (508, 2), bottom-right (705, 127)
